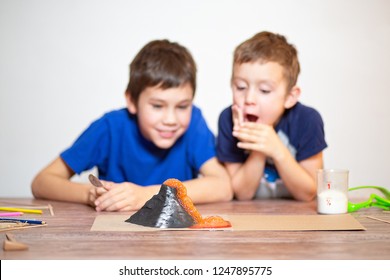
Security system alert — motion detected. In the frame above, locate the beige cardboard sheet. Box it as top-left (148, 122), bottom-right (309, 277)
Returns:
top-left (90, 214), bottom-right (365, 232)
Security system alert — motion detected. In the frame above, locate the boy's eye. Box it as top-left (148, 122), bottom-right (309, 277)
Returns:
top-left (178, 105), bottom-right (190, 110)
top-left (235, 85), bottom-right (246, 91)
top-left (260, 89), bottom-right (271, 94)
top-left (151, 104), bottom-right (163, 109)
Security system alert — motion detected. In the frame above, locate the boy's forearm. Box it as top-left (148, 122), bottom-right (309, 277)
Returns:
top-left (273, 149), bottom-right (318, 201)
top-left (184, 175), bottom-right (232, 204)
top-left (230, 152), bottom-right (266, 200)
top-left (183, 158), bottom-right (233, 204)
top-left (32, 173), bottom-right (91, 205)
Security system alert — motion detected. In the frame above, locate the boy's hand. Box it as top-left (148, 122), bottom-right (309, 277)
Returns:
top-left (232, 104), bottom-right (244, 131)
top-left (232, 122), bottom-right (287, 161)
top-left (93, 182), bottom-right (152, 212)
top-left (87, 185), bottom-right (106, 208)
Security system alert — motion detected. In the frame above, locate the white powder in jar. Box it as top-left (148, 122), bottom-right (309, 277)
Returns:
top-left (317, 189), bottom-right (348, 214)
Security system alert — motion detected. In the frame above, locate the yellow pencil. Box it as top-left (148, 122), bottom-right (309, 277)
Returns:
top-left (0, 207), bottom-right (42, 214)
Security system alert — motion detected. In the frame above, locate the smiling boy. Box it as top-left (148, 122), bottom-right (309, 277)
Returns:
top-left (32, 39), bottom-right (232, 211)
top-left (217, 31), bottom-right (327, 201)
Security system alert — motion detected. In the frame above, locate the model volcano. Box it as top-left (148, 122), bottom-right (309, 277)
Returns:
top-left (125, 178), bottom-right (231, 229)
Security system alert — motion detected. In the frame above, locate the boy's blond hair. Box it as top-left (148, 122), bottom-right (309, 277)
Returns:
top-left (233, 31), bottom-right (300, 91)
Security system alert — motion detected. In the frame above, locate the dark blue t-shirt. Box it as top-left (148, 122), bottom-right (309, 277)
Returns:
top-left (216, 102), bottom-right (327, 198)
top-left (61, 106), bottom-right (216, 186)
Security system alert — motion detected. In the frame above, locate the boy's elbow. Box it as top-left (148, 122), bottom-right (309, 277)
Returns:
top-left (295, 189), bottom-right (317, 202)
top-left (31, 175), bottom-right (43, 199)
top-left (31, 177), bottom-right (39, 198)
top-left (234, 192), bottom-right (254, 201)
top-left (231, 180), bottom-right (255, 201)
top-left (218, 176), bottom-right (233, 202)
top-left (223, 186), bottom-right (234, 202)
top-left (303, 193), bottom-right (317, 202)
top-left (210, 162), bottom-right (233, 202)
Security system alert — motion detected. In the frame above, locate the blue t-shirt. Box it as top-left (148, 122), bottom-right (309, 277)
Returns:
top-left (61, 106), bottom-right (216, 186)
top-left (217, 102), bottom-right (327, 198)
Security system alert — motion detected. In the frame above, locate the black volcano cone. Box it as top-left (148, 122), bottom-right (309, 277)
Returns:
top-left (125, 184), bottom-right (196, 228)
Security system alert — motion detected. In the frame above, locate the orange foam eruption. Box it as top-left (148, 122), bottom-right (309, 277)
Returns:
top-left (163, 178), bottom-right (231, 228)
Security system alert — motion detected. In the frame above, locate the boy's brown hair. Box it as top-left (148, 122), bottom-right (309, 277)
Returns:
top-left (126, 39), bottom-right (197, 105)
top-left (233, 31), bottom-right (300, 91)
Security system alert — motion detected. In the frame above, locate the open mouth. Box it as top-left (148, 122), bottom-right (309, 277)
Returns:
top-left (245, 114), bottom-right (259, 123)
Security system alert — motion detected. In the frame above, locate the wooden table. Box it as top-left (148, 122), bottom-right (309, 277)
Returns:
top-left (1, 198), bottom-right (389, 260)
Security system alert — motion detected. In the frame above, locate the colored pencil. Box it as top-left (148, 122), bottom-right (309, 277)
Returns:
top-left (0, 218), bottom-right (46, 225)
top-left (0, 212), bottom-right (23, 217)
top-left (0, 207), bottom-right (42, 214)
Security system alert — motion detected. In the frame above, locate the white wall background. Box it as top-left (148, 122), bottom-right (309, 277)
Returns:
top-left (1, 0), bottom-right (389, 197)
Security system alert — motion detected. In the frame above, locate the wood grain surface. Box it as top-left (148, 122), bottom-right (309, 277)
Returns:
top-left (1, 198), bottom-right (389, 260)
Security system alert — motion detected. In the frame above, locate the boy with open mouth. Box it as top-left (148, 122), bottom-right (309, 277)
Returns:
top-left (217, 31), bottom-right (327, 201)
